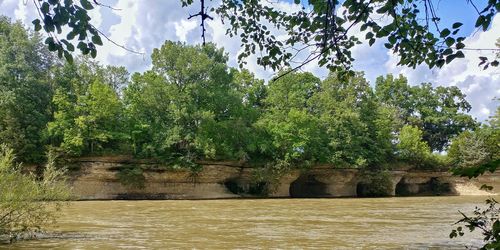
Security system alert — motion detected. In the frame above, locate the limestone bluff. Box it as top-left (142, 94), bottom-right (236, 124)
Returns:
top-left (50, 156), bottom-right (500, 200)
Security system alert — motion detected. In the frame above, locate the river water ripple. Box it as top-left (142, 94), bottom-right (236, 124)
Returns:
top-left (3, 196), bottom-right (494, 249)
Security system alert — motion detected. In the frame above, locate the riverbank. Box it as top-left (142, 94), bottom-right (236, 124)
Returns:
top-left (57, 156), bottom-right (500, 200)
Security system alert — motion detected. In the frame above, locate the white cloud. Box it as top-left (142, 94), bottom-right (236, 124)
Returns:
top-left (0, 0), bottom-right (17, 19)
top-left (174, 19), bottom-right (197, 42)
top-left (103, 0), bottom-right (200, 72)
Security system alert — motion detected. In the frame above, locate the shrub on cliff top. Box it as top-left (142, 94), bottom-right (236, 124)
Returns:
top-left (356, 171), bottom-right (393, 197)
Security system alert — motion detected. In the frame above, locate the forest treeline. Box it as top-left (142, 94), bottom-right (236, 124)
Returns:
top-left (1, 16), bottom-right (499, 172)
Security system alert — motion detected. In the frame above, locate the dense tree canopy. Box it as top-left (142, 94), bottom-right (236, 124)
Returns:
top-left (0, 16), bottom-right (497, 174)
top-left (0, 17), bottom-right (54, 162)
top-left (125, 41), bottom-right (263, 164)
top-left (311, 72), bottom-right (392, 167)
top-left (375, 74), bottom-right (477, 151)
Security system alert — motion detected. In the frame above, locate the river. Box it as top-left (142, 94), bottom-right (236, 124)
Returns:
top-left (3, 196), bottom-right (494, 249)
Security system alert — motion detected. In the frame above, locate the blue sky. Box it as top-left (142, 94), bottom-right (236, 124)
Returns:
top-left (0, 0), bottom-right (498, 121)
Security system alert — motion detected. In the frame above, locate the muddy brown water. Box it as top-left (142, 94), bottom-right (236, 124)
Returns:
top-left (3, 196), bottom-right (495, 249)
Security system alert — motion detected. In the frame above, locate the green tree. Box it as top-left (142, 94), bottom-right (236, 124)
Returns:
top-left (448, 99), bottom-right (500, 250)
top-left (47, 60), bottom-right (128, 156)
top-left (375, 74), bottom-right (413, 124)
top-left (125, 41), bottom-right (258, 163)
top-left (448, 130), bottom-right (491, 169)
top-left (0, 17), bottom-right (55, 163)
top-left (450, 99), bottom-right (500, 176)
top-left (233, 69), bottom-right (267, 111)
top-left (48, 80), bottom-right (126, 155)
top-left (396, 125), bottom-right (431, 166)
top-left (256, 71), bottom-right (329, 165)
top-left (312, 72), bottom-right (392, 167)
top-left (375, 74), bottom-right (476, 151)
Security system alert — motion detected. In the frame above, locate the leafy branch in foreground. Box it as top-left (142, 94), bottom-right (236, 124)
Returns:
top-left (33, 1), bottom-right (500, 73)
top-left (450, 198), bottom-right (500, 250)
top-left (449, 103), bottom-right (500, 249)
top-left (31, 0), bottom-right (142, 63)
top-left (201, 0), bottom-right (500, 75)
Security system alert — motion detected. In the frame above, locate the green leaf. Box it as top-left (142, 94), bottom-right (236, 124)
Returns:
top-left (32, 19), bottom-right (42, 31)
top-left (61, 40), bottom-right (75, 52)
top-left (445, 37), bottom-right (455, 47)
top-left (48, 43), bottom-right (57, 52)
top-left (452, 22), bottom-right (463, 29)
top-left (455, 51), bottom-right (465, 58)
top-left (80, 0), bottom-right (94, 10)
top-left (475, 16), bottom-right (484, 28)
top-left (67, 43), bottom-right (75, 52)
top-left (77, 41), bottom-right (87, 51)
top-left (41, 2), bottom-right (50, 14)
top-left (446, 54), bottom-right (456, 64)
top-left (63, 51), bottom-right (74, 64)
top-left (67, 31), bottom-right (76, 40)
top-left (90, 48), bottom-right (97, 58)
top-left (91, 35), bottom-right (103, 46)
top-left (440, 28), bottom-right (450, 38)
top-left (436, 59), bottom-right (445, 68)
top-left (369, 38), bottom-right (375, 46)
top-left (443, 48), bottom-right (453, 55)
top-left (388, 35), bottom-right (396, 44)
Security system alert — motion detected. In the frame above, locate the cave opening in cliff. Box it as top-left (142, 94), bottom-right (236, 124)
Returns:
top-left (223, 179), bottom-right (268, 196)
top-left (395, 177), bottom-right (453, 196)
top-left (395, 178), bottom-right (411, 196)
top-left (289, 175), bottom-right (329, 198)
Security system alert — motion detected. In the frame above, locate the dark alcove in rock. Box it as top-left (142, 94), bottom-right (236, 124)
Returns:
top-left (289, 174), bottom-right (329, 198)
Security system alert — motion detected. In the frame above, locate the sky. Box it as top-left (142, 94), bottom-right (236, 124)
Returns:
top-left (0, 0), bottom-right (499, 121)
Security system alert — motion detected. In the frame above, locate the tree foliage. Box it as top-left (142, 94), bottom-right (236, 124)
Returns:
top-left (376, 74), bottom-right (476, 151)
top-left (32, 1), bottom-right (500, 74)
top-left (450, 198), bottom-right (500, 250)
top-left (312, 72), bottom-right (392, 167)
top-left (124, 41), bottom-right (260, 163)
top-left (0, 17), bottom-right (495, 174)
top-left (449, 100), bottom-right (500, 249)
top-left (0, 17), bottom-right (54, 163)
top-left (451, 99), bottom-right (500, 177)
top-left (0, 145), bottom-right (70, 241)
top-left (396, 125), bottom-right (431, 165)
top-left (47, 59), bottom-right (128, 156)
top-left (256, 71), bottom-right (327, 165)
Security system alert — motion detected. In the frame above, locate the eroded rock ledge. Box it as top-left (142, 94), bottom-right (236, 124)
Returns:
top-left (67, 156), bottom-right (500, 200)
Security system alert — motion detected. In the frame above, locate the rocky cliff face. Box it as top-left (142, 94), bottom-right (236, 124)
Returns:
top-left (67, 157), bottom-right (500, 200)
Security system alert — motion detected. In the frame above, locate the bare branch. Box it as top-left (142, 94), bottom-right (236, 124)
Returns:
top-left (188, 0), bottom-right (214, 45)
